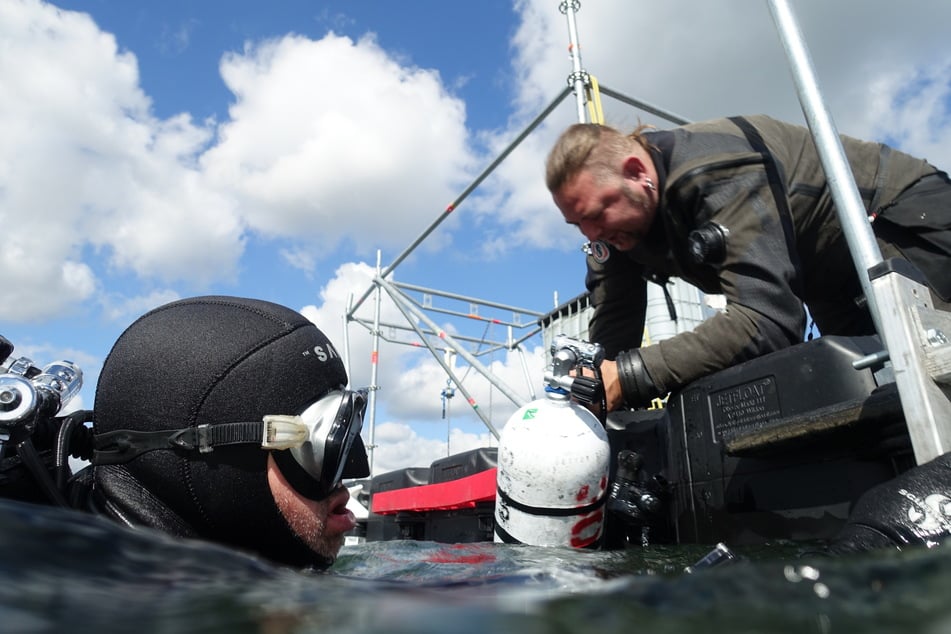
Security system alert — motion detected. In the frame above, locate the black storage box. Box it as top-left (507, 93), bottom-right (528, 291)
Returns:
top-left (429, 447), bottom-right (497, 484)
top-left (366, 467), bottom-right (430, 541)
top-left (663, 335), bottom-right (914, 544)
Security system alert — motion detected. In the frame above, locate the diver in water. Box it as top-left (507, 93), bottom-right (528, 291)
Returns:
top-left (2, 296), bottom-right (369, 570)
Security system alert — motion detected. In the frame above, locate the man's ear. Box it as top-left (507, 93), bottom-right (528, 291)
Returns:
top-left (621, 155), bottom-right (647, 181)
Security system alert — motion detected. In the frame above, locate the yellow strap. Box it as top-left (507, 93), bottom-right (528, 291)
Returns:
top-left (585, 74), bottom-right (605, 124)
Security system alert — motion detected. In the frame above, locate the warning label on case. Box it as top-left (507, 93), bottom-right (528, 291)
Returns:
top-left (710, 376), bottom-right (780, 435)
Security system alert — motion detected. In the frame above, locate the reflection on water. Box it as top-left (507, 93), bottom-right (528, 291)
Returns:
top-left (2, 497), bottom-right (950, 633)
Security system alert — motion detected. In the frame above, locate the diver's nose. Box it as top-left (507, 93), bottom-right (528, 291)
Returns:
top-left (577, 219), bottom-right (602, 242)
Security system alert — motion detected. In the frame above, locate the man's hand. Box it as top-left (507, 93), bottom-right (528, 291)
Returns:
top-left (591, 359), bottom-right (625, 412)
top-left (582, 360), bottom-right (624, 414)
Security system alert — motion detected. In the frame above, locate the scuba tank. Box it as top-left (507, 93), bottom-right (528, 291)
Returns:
top-left (494, 336), bottom-right (611, 548)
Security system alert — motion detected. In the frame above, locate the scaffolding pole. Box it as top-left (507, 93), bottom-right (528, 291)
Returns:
top-left (349, 317), bottom-right (514, 352)
top-left (393, 281), bottom-right (546, 320)
top-left (596, 84), bottom-right (692, 126)
top-left (560, 0), bottom-right (588, 122)
top-left (767, 0), bottom-right (951, 464)
top-left (366, 251), bottom-right (384, 474)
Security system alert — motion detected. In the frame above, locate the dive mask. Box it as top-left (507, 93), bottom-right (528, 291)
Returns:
top-left (94, 387), bottom-right (371, 500)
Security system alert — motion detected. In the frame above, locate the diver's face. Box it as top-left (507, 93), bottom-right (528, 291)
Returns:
top-left (267, 454), bottom-right (356, 563)
top-left (554, 168), bottom-right (656, 252)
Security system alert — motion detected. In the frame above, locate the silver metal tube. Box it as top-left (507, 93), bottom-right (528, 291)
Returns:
top-left (561, 0), bottom-right (588, 122)
top-left (515, 344), bottom-right (537, 402)
top-left (392, 281), bottom-right (545, 317)
top-left (403, 304), bottom-right (527, 330)
top-left (767, 0), bottom-right (884, 330)
top-left (350, 316), bottom-right (513, 352)
top-left (512, 326), bottom-right (544, 349)
top-left (366, 251), bottom-right (383, 474)
top-left (597, 85), bottom-right (692, 126)
top-left (343, 292), bottom-right (354, 382)
top-left (768, 0), bottom-right (951, 463)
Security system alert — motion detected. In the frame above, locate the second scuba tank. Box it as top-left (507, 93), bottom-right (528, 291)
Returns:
top-left (494, 387), bottom-right (611, 548)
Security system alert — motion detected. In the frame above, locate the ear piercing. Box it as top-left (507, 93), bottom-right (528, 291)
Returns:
top-left (645, 177), bottom-right (656, 192)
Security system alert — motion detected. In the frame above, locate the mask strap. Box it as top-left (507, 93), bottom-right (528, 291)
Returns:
top-left (94, 421), bottom-right (269, 465)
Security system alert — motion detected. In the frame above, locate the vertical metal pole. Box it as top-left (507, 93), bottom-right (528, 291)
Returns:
top-left (767, 0), bottom-right (951, 464)
top-left (767, 0), bottom-right (883, 328)
top-left (343, 293), bottom-right (354, 382)
top-left (443, 350), bottom-right (453, 455)
top-left (367, 250), bottom-right (384, 475)
top-left (561, 0), bottom-right (588, 123)
top-left (511, 324), bottom-right (537, 401)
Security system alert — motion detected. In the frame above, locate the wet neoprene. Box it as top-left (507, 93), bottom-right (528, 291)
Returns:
top-left (90, 296), bottom-right (354, 569)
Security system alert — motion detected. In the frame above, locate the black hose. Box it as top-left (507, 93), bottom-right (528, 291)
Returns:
top-left (594, 366), bottom-right (607, 426)
top-left (53, 410), bottom-right (94, 489)
top-left (16, 437), bottom-right (69, 507)
top-left (54, 416), bottom-right (77, 491)
top-left (65, 410), bottom-right (95, 460)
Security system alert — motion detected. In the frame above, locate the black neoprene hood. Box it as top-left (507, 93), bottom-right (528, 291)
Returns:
top-left (92, 295), bottom-right (350, 569)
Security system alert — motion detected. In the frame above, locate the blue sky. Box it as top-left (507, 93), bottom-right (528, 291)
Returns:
top-left (3, 0), bottom-right (951, 474)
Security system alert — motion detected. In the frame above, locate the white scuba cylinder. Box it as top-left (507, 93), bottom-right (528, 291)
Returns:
top-left (494, 390), bottom-right (611, 548)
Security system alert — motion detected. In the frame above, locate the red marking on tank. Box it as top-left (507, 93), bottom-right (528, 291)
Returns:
top-left (570, 510), bottom-right (604, 548)
top-left (371, 351), bottom-right (378, 364)
top-left (576, 484), bottom-right (590, 501)
top-left (600, 475), bottom-right (608, 491)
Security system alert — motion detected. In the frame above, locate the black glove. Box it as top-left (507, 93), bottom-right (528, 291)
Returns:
top-left (615, 349), bottom-right (659, 409)
top-left (830, 452), bottom-right (951, 554)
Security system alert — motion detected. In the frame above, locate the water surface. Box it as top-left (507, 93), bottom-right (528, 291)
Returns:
top-left (1, 498), bottom-right (948, 633)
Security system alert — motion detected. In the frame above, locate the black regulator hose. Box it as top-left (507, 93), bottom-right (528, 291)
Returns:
top-left (5, 410), bottom-right (95, 506)
top-left (16, 437), bottom-right (69, 507)
top-left (53, 410), bottom-right (95, 490)
top-left (596, 366), bottom-right (607, 424)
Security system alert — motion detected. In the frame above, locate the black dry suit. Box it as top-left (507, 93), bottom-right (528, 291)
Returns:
top-left (588, 114), bottom-right (951, 401)
top-left (81, 296), bottom-right (358, 570)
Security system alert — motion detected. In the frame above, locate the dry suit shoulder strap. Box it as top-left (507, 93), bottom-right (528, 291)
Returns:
top-left (728, 116), bottom-right (803, 296)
